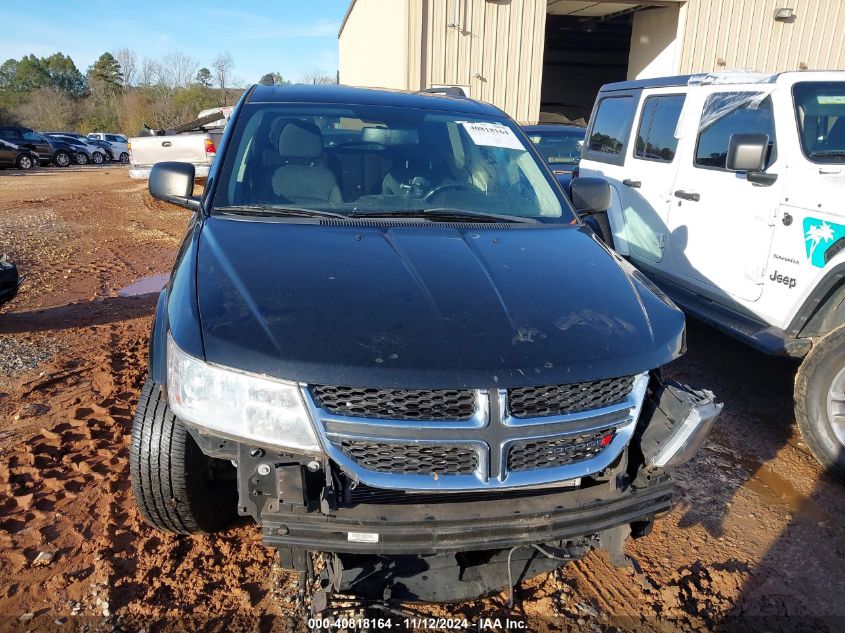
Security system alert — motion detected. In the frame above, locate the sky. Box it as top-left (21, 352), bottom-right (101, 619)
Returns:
top-left (0, 0), bottom-right (349, 85)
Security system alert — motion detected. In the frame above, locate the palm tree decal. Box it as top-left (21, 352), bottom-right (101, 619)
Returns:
top-left (805, 221), bottom-right (835, 259)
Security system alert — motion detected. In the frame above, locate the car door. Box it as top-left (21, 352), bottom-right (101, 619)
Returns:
top-left (0, 140), bottom-right (15, 165)
top-left (667, 89), bottom-right (783, 303)
top-left (620, 92), bottom-right (686, 264)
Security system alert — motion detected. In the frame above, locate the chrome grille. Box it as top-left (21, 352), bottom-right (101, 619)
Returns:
top-left (507, 429), bottom-right (615, 472)
top-left (508, 376), bottom-right (635, 418)
top-left (311, 385), bottom-right (475, 420)
top-left (337, 440), bottom-right (478, 475)
top-left (306, 373), bottom-right (649, 491)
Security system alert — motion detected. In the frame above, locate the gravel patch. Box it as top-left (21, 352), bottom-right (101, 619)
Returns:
top-left (0, 334), bottom-right (59, 375)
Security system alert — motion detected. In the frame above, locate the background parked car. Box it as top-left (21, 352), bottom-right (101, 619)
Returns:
top-left (47, 133), bottom-right (106, 164)
top-left (86, 137), bottom-right (116, 161)
top-left (46, 134), bottom-right (95, 165)
top-left (522, 124), bottom-right (586, 188)
top-left (88, 132), bottom-right (130, 162)
top-left (0, 139), bottom-right (39, 170)
top-left (43, 136), bottom-right (76, 167)
top-left (0, 126), bottom-right (53, 165)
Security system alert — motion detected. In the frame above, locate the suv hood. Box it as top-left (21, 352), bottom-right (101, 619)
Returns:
top-left (196, 218), bottom-right (685, 388)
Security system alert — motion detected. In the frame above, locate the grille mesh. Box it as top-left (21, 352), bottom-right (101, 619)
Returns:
top-left (311, 385), bottom-right (475, 420)
top-left (338, 440), bottom-right (478, 475)
top-left (507, 429), bottom-right (614, 471)
top-left (508, 376), bottom-right (635, 418)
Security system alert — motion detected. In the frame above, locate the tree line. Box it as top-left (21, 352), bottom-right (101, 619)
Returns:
top-left (0, 49), bottom-right (335, 135)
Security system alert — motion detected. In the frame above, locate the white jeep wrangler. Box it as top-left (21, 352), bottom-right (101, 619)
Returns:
top-left (579, 71), bottom-right (845, 479)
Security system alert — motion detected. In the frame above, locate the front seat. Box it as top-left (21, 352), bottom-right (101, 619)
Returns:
top-left (272, 120), bottom-right (342, 204)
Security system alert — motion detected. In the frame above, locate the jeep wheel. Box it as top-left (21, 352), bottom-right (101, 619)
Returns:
top-left (16, 154), bottom-right (34, 170)
top-left (53, 151), bottom-right (71, 167)
top-left (130, 380), bottom-right (238, 534)
top-left (795, 325), bottom-right (845, 481)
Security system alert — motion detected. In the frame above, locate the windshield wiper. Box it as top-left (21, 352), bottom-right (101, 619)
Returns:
top-left (214, 205), bottom-right (349, 219)
top-left (809, 150), bottom-right (845, 158)
top-left (349, 208), bottom-right (537, 224)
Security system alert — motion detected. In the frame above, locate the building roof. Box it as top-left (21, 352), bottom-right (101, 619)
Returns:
top-left (338, 0), bottom-right (357, 38)
top-left (521, 124), bottom-right (586, 133)
top-left (248, 83), bottom-right (507, 117)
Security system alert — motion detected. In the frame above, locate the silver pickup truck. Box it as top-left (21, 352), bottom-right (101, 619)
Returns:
top-left (128, 107), bottom-right (231, 179)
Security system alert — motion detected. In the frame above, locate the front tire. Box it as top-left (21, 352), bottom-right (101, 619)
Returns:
top-left (16, 154), bottom-right (34, 170)
top-left (120, 152), bottom-right (129, 163)
top-left (75, 152), bottom-right (88, 165)
top-left (92, 151), bottom-right (104, 164)
top-left (53, 151), bottom-right (71, 167)
top-left (130, 380), bottom-right (238, 534)
top-left (795, 325), bottom-right (845, 481)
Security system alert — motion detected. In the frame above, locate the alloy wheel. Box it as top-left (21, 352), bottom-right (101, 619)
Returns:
top-left (827, 365), bottom-right (845, 447)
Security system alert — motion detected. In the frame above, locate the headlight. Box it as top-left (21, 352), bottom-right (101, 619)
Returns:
top-left (166, 335), bottom-right (321, 453)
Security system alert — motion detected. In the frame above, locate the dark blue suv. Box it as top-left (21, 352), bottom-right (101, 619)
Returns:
top-left (129, 82), bottom-right (720, 604)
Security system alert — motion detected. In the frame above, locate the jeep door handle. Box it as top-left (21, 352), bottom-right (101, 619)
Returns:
top-left (674, 190), bottom-right (700, 202)
top-left (622, 179), bottom-right (641, 188)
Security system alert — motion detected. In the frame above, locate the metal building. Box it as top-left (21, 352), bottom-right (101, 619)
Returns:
top-left (338, 0), bottom-right (845, 123)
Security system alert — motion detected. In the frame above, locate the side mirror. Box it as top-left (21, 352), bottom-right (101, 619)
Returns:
top-left (726, 133), bottom-right (768, 172)
top-left (149, 162), bottom-right (200, 210)
top-left (569, 177), bottom-right (612, 214)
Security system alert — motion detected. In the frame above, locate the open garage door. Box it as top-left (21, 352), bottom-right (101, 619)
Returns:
top-left (541, 1), bottom-right (683, 124)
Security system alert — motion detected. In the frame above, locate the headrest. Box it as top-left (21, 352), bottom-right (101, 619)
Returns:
top-left (278, 120), bottom-right (323, 159)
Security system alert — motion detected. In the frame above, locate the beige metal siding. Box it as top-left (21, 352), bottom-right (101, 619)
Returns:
top-left (338, 0), bottom-right (409, 89)
top-left (414, 0), bottom-right (547, 123)
top-left (680, 0), bottom-right (845, 74)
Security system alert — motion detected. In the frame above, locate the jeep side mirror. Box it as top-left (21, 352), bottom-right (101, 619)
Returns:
top-left (726, 133), bottom-right (768, 172)
top-left (726, 133), bottom-right (778, 185)
top-left (149, 162), bottom-right (200, 211)
top-left (569, 177), bottom-right (611, 214)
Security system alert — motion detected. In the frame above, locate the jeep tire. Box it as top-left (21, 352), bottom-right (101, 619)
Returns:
top-left (795, 325), bottom-right (845, 481)
top-left (130, 380), bottom-right (237, 534)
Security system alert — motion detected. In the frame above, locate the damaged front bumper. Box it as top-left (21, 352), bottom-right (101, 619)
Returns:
top-left (186, 377), bottom-right (720, 557)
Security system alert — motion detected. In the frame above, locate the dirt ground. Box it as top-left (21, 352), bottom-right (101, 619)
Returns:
top-left (0, 167), bottom-right (843, 632)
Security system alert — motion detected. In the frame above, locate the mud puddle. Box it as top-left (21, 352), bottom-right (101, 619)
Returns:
top-left (117, 273), bottom-right (169, 297)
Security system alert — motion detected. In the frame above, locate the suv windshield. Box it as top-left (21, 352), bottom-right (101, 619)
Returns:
top-left (525, 129), bottom-right (584, 165)
top-left (793, 81), bottom-right (845, 163)
top-left (213, 103), bottom-right (572, 221)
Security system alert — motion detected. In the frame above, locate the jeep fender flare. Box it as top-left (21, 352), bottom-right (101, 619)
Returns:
top-left (787, 260), bottom-right (845, 341)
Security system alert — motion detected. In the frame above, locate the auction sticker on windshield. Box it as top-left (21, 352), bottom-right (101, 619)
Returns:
top-left (460, 121), bottom-right (525, 150)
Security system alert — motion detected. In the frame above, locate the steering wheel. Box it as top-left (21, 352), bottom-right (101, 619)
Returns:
top-left (422, 182), bottom-right (477, 202)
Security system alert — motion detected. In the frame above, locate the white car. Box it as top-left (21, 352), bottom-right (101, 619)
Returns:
top-left (88, 132), bottom-right (130, 162)
top-left (579, 70), bottom-right (845, 479)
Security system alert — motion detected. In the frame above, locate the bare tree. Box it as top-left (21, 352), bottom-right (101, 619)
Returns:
top-left (213, 52), bottom-right (234, 105)
top-left (299, 69), bottom-right (337, 85)
top-left (139, 57), bottom-right (158, 86)
top-left (18, 86), bottom-right (77, 130)
top-left (113, 48), bottom-right (137, 87)
top-left (162, 51), bottom-right (198, 88)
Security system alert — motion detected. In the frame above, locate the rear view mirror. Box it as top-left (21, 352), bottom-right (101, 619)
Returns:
top-left (149, 162), bottom-right (200, 210)
top-left (726, 133), bottom-right (768, 172)
top-left (569, 177), bottom-right (611, 213)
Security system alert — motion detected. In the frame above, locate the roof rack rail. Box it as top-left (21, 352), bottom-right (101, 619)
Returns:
top-left (418, 86), bottom-right (468, 98)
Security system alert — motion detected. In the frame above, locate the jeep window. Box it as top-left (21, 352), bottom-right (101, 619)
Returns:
top-left (793, 81), bottom-right (845, 164)
top-left (634, 95), bottom-right (684, 162)
top-left (213, 104), bottom-right (573, 222)
top-left (586, 96), bottom-right (635, 157)
top-left (695, 93), bottom-right (776, 170)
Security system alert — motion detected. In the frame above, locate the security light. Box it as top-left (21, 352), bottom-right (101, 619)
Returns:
top-left (774, 7), bottom-right (795, 22)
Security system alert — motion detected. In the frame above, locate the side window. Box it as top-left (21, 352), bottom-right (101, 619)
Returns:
top-left (587, 96), bottom-right (635, 158)
top-left (695, 93), bottom-right (776, 170)
top-left (634, 95), bottom-right (685, 162)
